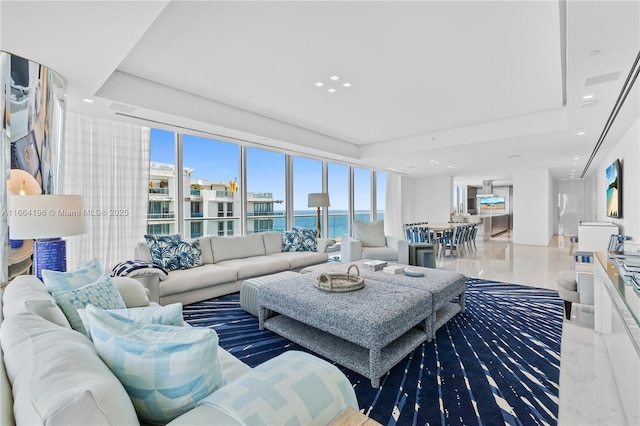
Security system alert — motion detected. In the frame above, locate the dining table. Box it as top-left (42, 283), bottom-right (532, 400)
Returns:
top-left (425, 222), bottom-right (457, 255)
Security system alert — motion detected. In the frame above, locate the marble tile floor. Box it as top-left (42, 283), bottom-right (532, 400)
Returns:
top-left (437, 232), bottom-right (628, 425)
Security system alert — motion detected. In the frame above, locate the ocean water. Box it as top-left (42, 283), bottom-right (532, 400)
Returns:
top-left (272, 210), bottom-right (384, 238)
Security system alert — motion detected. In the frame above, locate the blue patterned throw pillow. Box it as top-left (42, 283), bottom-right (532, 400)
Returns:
top-left (282, 230), bottom-right (299, 252)
top-left (52, 272), bottom-right (127, 335)
top-left (144, 235), bottom-right (203, 271)
top-left (81, 304), bottom-right (226, 424)
top-left (293, 227), bottom-right (318, 252)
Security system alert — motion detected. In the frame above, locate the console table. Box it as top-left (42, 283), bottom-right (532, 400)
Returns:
top-left (593, 252), bottom-right (640, 425)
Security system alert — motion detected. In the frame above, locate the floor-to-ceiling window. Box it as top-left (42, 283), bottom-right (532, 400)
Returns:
top-left (148, 129), bottom-right (177, 235)
top-left (354, 167), bottom-right (372, 222)
top-left (293, 156), bottom-right (322, 229)
top-left (147, 128), bottom-right (390, 240)
top-left (328, 163), bottom-right (349, 239)
top-left (246, 147), bottom-right (286, 233)
top-left (376, 172), bottom-right (386, 222)
top-left (183, 135), bottom-right (240, 237)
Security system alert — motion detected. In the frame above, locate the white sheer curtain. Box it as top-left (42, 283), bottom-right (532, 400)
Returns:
top-left (63, 112), bottom-right (150, 270)
top-left (385, 173), bottom-right (403, 237)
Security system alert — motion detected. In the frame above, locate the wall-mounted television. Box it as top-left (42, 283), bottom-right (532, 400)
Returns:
top-left (479, 197), bottom-right (505, 211)
top-left (606, 159), bottom-right (622, 218)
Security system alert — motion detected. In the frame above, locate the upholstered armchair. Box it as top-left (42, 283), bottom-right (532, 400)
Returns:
top-left (341, 220), bottom-right (409, 264)
top-left (557, 269), bottom-right (594, 320)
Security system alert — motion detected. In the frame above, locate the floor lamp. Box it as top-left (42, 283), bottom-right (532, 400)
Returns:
top-left (308, 193), bottom-right (330, 237)
top-left (8, 194), bottom-right (86, 280)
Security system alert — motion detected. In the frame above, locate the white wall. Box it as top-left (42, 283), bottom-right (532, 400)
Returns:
top-left (596, 116), bottom-right (640, 241)
top-left (402, 175), bottom-right (453, 224)
top-left (513, 168), bottom-right (554, 246)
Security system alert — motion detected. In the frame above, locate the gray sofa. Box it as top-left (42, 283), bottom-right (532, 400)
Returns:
top-left (0, 276), bottom-right (357, 425)
top-left (134, 232), bottom-right (333, 305)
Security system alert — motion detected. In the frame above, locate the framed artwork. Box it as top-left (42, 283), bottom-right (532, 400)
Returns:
top-left (606, 159), bottom-right (622, 218)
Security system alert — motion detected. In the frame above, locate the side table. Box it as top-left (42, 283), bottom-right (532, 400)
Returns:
top-left (409, 243), bottom-right (436, 268)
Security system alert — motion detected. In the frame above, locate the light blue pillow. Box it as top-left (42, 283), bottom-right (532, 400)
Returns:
top-left (78, 303), bottom-right (184, 340)
top-left (52, 273), bottom-right (126, 335)
top-left (82, 304), bottom-right (226, 424)
top-left (42, 258), bottom-right (104, 292)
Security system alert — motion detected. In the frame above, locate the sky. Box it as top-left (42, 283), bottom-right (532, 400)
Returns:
top-left (150, 128), bottom-right (385, 211)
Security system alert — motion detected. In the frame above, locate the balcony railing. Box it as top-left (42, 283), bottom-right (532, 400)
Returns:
top-left (148, 213), bottom-right (175, 220)
top-left (215, 190), bottom-right (234, 198)
top-left (190, 189), bottom-right (201, 196)
top-left (149, 188), bottom-right (169, 195)
top-left (190, 212), bottom-right (203, 218)
top-left (251, 192), bottom-right (273, 198)
top-left (247, 211), bottom-right (285, 217)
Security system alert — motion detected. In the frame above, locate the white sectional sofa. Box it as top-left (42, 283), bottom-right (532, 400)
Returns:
top-left (134, 232), bottom-right (333, 305)
top-left (0, 275), bottom-right (357, 425)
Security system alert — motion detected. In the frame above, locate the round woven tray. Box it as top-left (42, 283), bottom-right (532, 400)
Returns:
top-left (315, 264), bottom-right (364, 292)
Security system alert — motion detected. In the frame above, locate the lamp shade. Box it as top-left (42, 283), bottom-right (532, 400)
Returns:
top-left (7, 169), bottom-right (42, 195)
top-left (308, 193), bottom-right (330, 208)
top-left (9, 195), bottom-right (86, 239)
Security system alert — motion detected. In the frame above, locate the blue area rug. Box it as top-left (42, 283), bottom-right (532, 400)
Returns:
top-left (183, 278), bottom-right (562, 425)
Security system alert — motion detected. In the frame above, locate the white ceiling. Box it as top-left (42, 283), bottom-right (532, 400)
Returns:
top-left (1, 1), bottom-right (638, 186)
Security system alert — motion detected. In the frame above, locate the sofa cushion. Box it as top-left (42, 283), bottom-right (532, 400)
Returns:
top-left (111, 276), bottom-right (151, 307)
top-left (159, 264), bottom-right (238, 298)
top-left (353, 220), bottom-right (386, 247)
top-left (2, 276), bottom-right (71, 328)
top-left (198, 236), bottom-right (215, 264)
top-left (217, 256), bottom-right (291, 280)
top-left (1, 312), bottom-right (139, 425)
top-left (52, 273), bottom-right (127, 335)
top-left (268, 252), bottom-right (329, 270)
top-left (136, 241), bottom-right (153, 263)
top-left (263, 232), bottom-right (283, 255)
top-left (82, 304), bottom-right (226, 424)
top-left (211, 234), bottom-right (266, 262)
top-left (362, 246), bottom-right (398, 261)
top-left (41, 258), bottom-right (104, 292)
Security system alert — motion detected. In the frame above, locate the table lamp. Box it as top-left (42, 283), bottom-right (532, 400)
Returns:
top-left (8, 194), bottom-right (86, 280)
top-left (7, 169), bottom-right (42, 248)
top-left (308, 193), bottom-right (330, 235)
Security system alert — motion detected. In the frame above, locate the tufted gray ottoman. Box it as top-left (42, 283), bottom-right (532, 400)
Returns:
top-left (301, 260), bottom-right (466, 339)
top-left (259, 274), bottom-right (433, 388)
top-left (240, 271), bottom-right (302, 317)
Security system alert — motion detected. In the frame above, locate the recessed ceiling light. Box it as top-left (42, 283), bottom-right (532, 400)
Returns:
top-left (572, 162), bottom-right (577, 165)
top-left (577, 131), bottom-right (585, 135)
top-left (342, 82), bottom-right (351, 88)
top-left (434, 161), bottom-right (439, 164)
top-left (578, 100), bottom-right (598, 108)
top-left (83, 98), bottom-right (94, 103)
top-left (315, 82), bottom-right (324, 87)
top-left (587, 50), bottom-right (600, 57)
top-left (582, 94), bottom-right (594, 100)
top-left (330, 75), bottom-right (339, 81)
top-left (573, 157), bottom-right (579, 160)
top-left (328, 88), bottom-right (336, 93)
